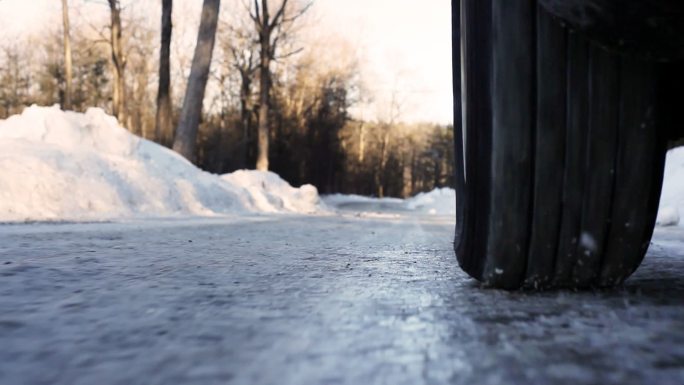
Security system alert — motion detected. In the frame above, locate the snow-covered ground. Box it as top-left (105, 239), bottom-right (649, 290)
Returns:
top-left (0, 106), bottom-right (457, 222)
top-left (0, 106), bottom-right (325, 222)
top-left (0, 106), bottom-right (683, 226)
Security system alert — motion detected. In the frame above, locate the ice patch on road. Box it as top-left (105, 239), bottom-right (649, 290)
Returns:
top-left (0, 105), bottom-right (326, 222)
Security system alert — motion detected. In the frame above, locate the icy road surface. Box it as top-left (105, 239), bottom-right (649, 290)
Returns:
top-left (1, 202), bottom-right (683, 385)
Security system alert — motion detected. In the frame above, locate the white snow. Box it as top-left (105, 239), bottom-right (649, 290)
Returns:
top-left (656, 207), bottom-right (680, 227)
top-left (0, 105), bottom-right (326, 222)
top-left (2, 106), bottom-right (683, 225)
top-left (323, 188), bottom-right (455, 216)
top-left (221, 170), bottom-right (324, 214)
top-left (404, 187), bottom-right (455, 215)
top-left (658, 146), bottom-right (684, 227)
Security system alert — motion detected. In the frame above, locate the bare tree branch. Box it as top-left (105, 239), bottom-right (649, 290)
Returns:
top-left (274, 46), bottom-right (303, 60)
top-left (251, 0), bottom-right (261, 27)
top-left (75, 6), bottom-right (110, 42)
top-left (268, 0), bottom-right (289, 30)
top-left (281, 1), bottom-right (312, 24)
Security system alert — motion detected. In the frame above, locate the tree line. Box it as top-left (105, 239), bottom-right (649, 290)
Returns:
top-left (0, 0), bottom-right (454, 198)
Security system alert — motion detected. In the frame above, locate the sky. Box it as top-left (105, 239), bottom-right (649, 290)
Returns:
top-left (0, 0), bottom-right (453, 124)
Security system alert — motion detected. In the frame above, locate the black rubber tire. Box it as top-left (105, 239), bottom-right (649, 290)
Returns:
top-left (453, 1), bottom-right (672, 289)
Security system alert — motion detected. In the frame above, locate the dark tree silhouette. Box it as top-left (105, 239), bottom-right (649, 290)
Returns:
top-left (250, 0), bottom-right (311, 171)
top-left (107, 0), bottom-right (126, 124)
top-left (155, 0), bottom-right (173, 146)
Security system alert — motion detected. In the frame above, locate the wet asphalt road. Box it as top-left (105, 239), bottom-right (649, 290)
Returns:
top-left (0, 204), bottom-right (683, 385)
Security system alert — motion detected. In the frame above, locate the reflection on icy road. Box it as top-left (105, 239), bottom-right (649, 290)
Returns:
top-left (1, 205), bottom-right (683, 385)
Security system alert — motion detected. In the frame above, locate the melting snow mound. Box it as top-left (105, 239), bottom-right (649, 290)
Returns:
top-left (659, 146), bottom-right (684, 227)
top-left (0, 105), bottom-right (326, 222)
top-left (656, 206), bottom-right (680, 227)
top-left (405, 188), bottom-right (455, 215)
top-left (222, 171), bottom-right (324, 214)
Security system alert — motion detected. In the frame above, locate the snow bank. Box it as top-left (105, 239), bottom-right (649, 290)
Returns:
top-left (658, 146), bottom-right (684, 227)
top-left (405, 188), bottom-right (455, 215)
top-left (0, 105), bottom-right (325, 222)
top-left (656, 207), bottom-right (680, 227)
top-left (222, 170), bottom-right (324, 214)
top-left (323, 189), bottom-right (455, 215)
top-left (3, 106), bottom-right (681, 225)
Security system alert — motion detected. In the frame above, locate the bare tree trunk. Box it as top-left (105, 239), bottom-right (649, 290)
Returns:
top-left (377, 128), bottom-right (391, 197)
top-left (358, 121), bottom-right (365, 163)
top-left (249, 0), bottom-right (310, 170)
top-left (61, 0), bottom-right (73, 110)
top-left (239, 68), bottom-right (252, 168)
top-left (227, 28), bottom-right (257, 169)
top-left (155, 0), bottom-right (173, 146)
top-left (433, 155), bottom-right (441, 189)
top-left (256, 59), bottom-right (270, 170)
top-left (172, 0), bottom-right (220, 162)
top-left (133, 67), bottom-right (149, 137)
top-left (410, 147), bottom-right (417, 194)
top-left (255, 0), bottom-right (272, 171)
top-left (108, 0), bottom-right (126, 124)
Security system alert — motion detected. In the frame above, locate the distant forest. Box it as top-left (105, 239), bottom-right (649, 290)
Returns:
top-left (0, 0), bottom-right (454, 198)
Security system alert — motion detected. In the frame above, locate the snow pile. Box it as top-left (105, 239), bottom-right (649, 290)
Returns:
top-left (658, 146), bottom-right (684, 227)
top-left (656, 207), bottom-right (680, 227)
top-left (323, 189), bottom-right (455, 215)
top-left (405, 188), bottom-right (456, 215)
top-left (222, 171), bottom-right (324, 214)
top-left (0, 105), bottom-right (325, 222)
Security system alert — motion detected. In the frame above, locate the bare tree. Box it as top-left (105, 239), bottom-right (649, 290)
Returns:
top-left (234, 45), bottom-right (256, 168)
top-left (172, 0), bottom-right (221, 161)
top-left (126, 22), bottom-right (156, 138)
top-left (221, 15), bottom-right (258, 168)
top-left (375, 89), bottom-right (403, 197)
top-left (155, 0), bottom-right (173, 146)
top-left (0, 45), bottom-right (32, 118)
top-left (108, 0), bottom-right (126, 123)
top-left (250, 0), bottom-right (311, 171)
top-left (61, 0), bottom-right (73, 110)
